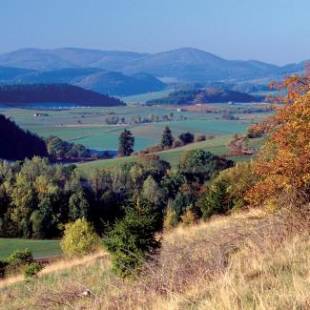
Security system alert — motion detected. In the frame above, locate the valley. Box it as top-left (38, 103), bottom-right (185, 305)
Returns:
top-left (0, 102), bottom-right (270, 153)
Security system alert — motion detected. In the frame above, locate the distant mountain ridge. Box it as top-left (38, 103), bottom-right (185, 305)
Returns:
top-left (0, 47), bottom-right (306, 83)
top-left (0, 66), bottom-right (166, 97)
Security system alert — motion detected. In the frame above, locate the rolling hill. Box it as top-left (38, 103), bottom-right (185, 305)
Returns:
top-left (0, 47), bottom-right (307, 83)
top-left (0, 66), bottom-right (167, 97)
top-left (0, 48), bottom-right (146, 71)
top-left (147, 87), bottom-right (261, 105)
top-left (0, 114), bottom-right (48, 160)
top-left (0, 84), bottom-right (125, 106)
top-left (76, 71), bottom-right (166, 96)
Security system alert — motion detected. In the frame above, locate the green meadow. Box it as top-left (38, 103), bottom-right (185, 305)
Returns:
top-left (0, 103), bottom-right (270, 151)
top-left (77, 135), bottom-right (264, 176)
top-left (0, 238), bottom-right (61, 259)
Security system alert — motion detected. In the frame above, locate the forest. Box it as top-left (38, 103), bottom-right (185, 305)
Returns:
top-left (0, 114), bottom-right (48, 160)
top-left (0, 150), bottom-right (233, 239)
top-left (0, 84), bottom-right (125, 106)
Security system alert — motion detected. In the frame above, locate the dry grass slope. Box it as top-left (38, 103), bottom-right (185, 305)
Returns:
top-left (0, 209), bottom-right (309, 310)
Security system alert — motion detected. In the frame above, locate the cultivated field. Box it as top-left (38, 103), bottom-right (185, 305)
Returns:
top-left (0, 103), bottom-right (271, 152)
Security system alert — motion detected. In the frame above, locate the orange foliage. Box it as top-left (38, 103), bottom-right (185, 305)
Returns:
top-left (246, 74), bottom-right (310, 207)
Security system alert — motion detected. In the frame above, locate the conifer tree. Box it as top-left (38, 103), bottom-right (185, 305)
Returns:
top-left (161, 126), bottom-right (174, 148)
top-left (118, 129), bottom-right (135, 157)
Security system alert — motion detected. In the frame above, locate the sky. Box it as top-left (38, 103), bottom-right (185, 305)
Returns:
top-left (0, 0), bottom-right (309, 65)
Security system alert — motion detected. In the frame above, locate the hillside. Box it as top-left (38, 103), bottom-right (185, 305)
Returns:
top-left (75, 71), bottom-right (166, 96)
top-left (0, 84), bottom-right (125, 106)
top-left (0, 48), bottom-right (146, 71)
top-left (0, 209), bottom-right (308, 309)
top-left (0, 66), bottom-right (34, 81)
top-left (147, 87), bottom-right (261, 105)
top-left (0, 66), bottom-right (166, 97)
top-left (0, 114), bottom-right (48, 160)
top-left (0, 47), bottom-right (307, 82)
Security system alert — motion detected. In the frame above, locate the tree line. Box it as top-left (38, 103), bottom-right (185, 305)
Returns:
top-left (0, 148), bottom-right (234, 239)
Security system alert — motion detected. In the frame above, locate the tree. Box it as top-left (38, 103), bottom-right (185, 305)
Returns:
top-left (141, 175), bottom-right (165, 206)
top-left (179, 132), bottom-right (194, 145)
top-left (161, 126), bottom-right (174, 148)
top-left (200, 178), bottom-right (233, 219)
top-left (247, 70), bottom-right (310, 208)
top-left (179, 149), bottom-right (234, 183)
top-left (103, 201), bottom-right (161, 277)
top-left (60, 218), bottom-right (100, 257)
top-left (118, 129), bottom-right (135, 157)
top-left (68, 190), bottom-right (90, 221)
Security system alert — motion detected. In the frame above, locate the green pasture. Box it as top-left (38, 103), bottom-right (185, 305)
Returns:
top-left (0, 238), bottom-right (61, 259)
top-left (0, 104), bottom-right (270, 151)
top-left (121, 88), bottom-right (173, 103)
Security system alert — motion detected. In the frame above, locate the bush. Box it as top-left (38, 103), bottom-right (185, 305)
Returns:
top-left (172, 139), bottom-right (183, 148)
top-left (2, 249), bottom-right (35, 277)
top-left (60, 218), bottom-right (101, 257)
top-left (179, 132), bottom-right (194, 145)
top-left (163, 203), bottom-right (178, 230)
top-left (200, 179), bottom-right (233, 219)
top-left (103, 203), bottom-right (161, 277)
top-left (5, 249), bottom-right (34, 274)
top-left (179, 149), bottom-right (234, 183)
top-left (0, 260), bottom-right (8, 278)
top-left (195, 134), bottom-right (206, 142)
top-left (24, 262), bottom-right (43, 278)
top-left (199, 162), bottom-right (257, 218)
top-left (181, 207), bottom-right (197, 226)
top-left (247, 124), bottom-right (265, 138)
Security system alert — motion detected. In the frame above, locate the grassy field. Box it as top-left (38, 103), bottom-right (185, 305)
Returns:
top-left (0, 209), bottom-right (308, 309)
top-left (0, 103), bottom-right (271, 151)
top-left (76, 135), bottom-right (231, 176)
top-left (120, 88), bottom-right (173, 104)
top-left (0, 239), bottom-right (61, 259)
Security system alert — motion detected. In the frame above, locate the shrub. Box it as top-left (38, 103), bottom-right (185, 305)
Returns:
top-left (247, 124), bottom-right (265, 138)
top-left (179, 149), bottom-right (234, 183)
top-left (103, 202), bottom-right (161, 277)
top-left (179, 132), bottom-right (194, 145)
top-left (163, 203), bottom-right (178, 230)
top-left (195, 134), bottom-right (206, 142)
top-left (172, 139), bottom-right (183, 148)
top-left (181, 207), bottom-right (197, 226)
top-left (4, 249), bottom-right (35, 276)
top-left (199, 162), bottom-right (257, 218)
top-left (24, 262), bottom-right (43, 278)
top-left (0, 260), bottom-right (8, 278)
top-left (200, 179), bottom-right (233, 219)
top-left (60, 218), bottom-right (101, 257)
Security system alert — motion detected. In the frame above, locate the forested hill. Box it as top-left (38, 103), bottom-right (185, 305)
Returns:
top-left (0, 114), bottom-right (48, 160)
top-left (0, 84), bottom-right (125, 106)
top-left (147, 88), bottom-right (262, 105)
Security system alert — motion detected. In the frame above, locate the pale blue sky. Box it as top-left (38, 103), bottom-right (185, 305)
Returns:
top-left (0, 0), bottom-right (309, 64)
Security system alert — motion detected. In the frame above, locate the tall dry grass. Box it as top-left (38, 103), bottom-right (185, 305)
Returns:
top-left (0, 207), bottom-right (309, 310)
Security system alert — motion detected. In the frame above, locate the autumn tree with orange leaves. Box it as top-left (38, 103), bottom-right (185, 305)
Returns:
top-left (246, 67), bottom-right (310, 208)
